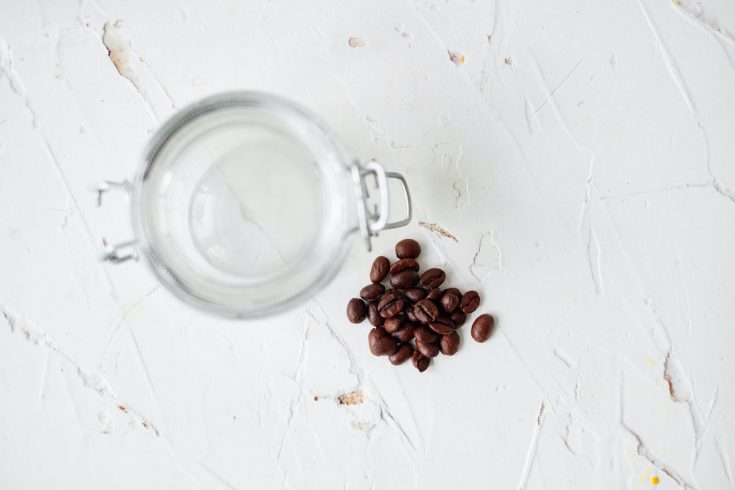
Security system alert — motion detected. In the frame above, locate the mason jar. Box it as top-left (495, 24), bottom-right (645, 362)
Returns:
top-left (98, 92), bottom-right (412, 319)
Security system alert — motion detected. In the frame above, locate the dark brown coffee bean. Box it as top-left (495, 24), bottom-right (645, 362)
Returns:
top-left (413, 299), bottom-right (439, 324)
top-left (368, 327), bottom-right (399, 356)
top-left (347, 298), bottom-right (367, 323)
top-left (383, 317), bottom-right (402, 334)
top-left (367, 302), bottom-right (384, 326)
top-left (378, 290), bottom-right (405, 318)
top-left (440, 289), bottom-right (461, 313)
top-left (395, 239), bottom-right (421, 259)
top-left (389, 258), bottom-right (419, 275)
top-left (450, 310), bottom-right (466, 327)
top-left (414, 325), bottom-right (439, 344)
top-left (426, 288), bottom-right (443, 302)
top-left (460, 290), bottom-right (481, 314)
top-left (392, 322), bottom-right (416, 343)
top-left (412, 351), bottom-right (430, 372)
top-left (428, 317), bottom-right (455, 335)
top-left (360, 283), bottom-right (385, 302)
top-left (370, 256), bottom-right (390, 283)
top-left (404, 288), bottom-right (427, 302)
top-left (406, 307), bottom-right (419, 323)
top-left (471, 314), bottom-right (494, 342)
top-left (390, 270), bottom-right (419, 288)
top-left (440, 331), bottom-right (460, 355)
top-left (389, 344), bottom-right (414, 365)
top-left (416, 339), bottom-right (440, 358)
top-left (420, 268), bottom-right (446, 289)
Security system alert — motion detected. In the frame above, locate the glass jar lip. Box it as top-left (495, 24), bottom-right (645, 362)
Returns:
top-left (129, 91), bottom-right (357, 319)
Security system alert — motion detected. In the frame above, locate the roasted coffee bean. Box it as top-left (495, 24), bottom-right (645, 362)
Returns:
top-left (360, 283), bottom-right (385, 302)
top-left (378, 290), bottom-right (405, 318)
top-left (413, 299), bottom-right (439, 324)
top-left (396, 239), bottom-right (421, 259)
top-left (414, 325), bottom-right (439, 344)
top-left (412, 351), bottom-right (430, 372)
top-left (428, 316), bottom-right (455, 335)
top-left (440, 331), bottom-right (460, 356)
top-left (347, 298), bottom-right (367, 323)
top-left (426, 288), bottom-right (443, 302)
top-left (383, 317), bottom-right (402, 334)
top-left (367, 302), bottom-right (384, 326)
top-left (390, 270), bottom-right (419, 288)
top-left (450, 310), bottom-right (467, 327)
top-left (370, 256), bottom-right (390, 283)
top-left (389, 344), bottom-right (414, 365)
top-left (392, 322), bottom-right (416, 343)
top-left (416, 339), bottom-right (440, 358)
top-left (406, 307), bottom-right (419, 323)
top-left (368, 327), bottom-right (399, 356)
top-left (460, 290), bottom-right (481, 314)
top-left (420, 268), bottom-right (446, 289)
top-left (389, 258), bottom-right (419, 275)
top-left (471, 314), bottom-right (494, 342)
top-left (440, 289), bottom-right (461, 313)
top-left (404, 288), bottom-right (427, 302)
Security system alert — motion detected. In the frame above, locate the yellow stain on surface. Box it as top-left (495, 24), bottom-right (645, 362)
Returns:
top-left (651, 475), bottom-right (660, 485)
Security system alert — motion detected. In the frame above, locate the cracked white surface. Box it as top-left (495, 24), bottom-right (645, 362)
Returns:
top-left (1, 0), bottom-right (735, 488)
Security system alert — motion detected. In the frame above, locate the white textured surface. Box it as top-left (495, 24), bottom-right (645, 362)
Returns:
top-left (1, 0), bottom-right (735, 488)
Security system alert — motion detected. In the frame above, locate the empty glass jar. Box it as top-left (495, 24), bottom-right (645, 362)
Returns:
top-left (99, 92), bottom-right (411, 318)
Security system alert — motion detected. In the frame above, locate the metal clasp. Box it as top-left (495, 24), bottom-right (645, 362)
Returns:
top-left (94, 180), bottom-right (139, 264)
top-left (352, 161), bottom-right (413, 251)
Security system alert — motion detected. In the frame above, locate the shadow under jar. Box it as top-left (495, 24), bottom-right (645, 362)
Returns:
top-left (98, 92), bottom-right (412, 319)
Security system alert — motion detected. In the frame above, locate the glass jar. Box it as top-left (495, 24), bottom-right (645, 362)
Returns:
top-left (98, 92), bottom-right (411, 319)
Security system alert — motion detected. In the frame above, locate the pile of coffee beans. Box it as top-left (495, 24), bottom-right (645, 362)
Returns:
top-left (346, 238), bottom-right (496, 372)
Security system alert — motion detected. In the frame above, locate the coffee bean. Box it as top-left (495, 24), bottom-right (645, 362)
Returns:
top-left (406, 307), bottom-right (419, 323)
top-left (390, 270), bottom-right (419, 288)
top-left (404, 288), bottom-right (427, 302)
top-left (389, 258), bottom-right (419, 275)
top-left (368, 327), bottom-right (399, 356)
top-left (392, 322), bottom-right (416, 343)
top-left (471, 314), bottom-right (494, 342)
top-left (440, 331), bottom-right (460, 355)
top-left (347, 298), bottom-right (367, 323)
top-left (360, 283), bottom-right (385, 302)
top-left (450, 310), bottom-right (466, 327)
top-left (440, 289), bottom-right (461, 313)
top-left (416, 339), bottom-right (440, 358)
top-left (412, 351), bottom-right (430, 372)
top-left (389, 344), bottom-right (414, 365)
top-left (370, 256), bottom-right (390, 283)
top-left (367, 302), bottom-right (384, 326)
top-left (426, 288), bottom-right (443, 302)
top-left (383, 317), bottom-right (402, 334)
top-left (378, 290), bottom-right (405, 318)
top-left (396, 239), bottom-right (421, 259)
top-left (460, 291), bottom-right (480, 313)
top-left (413, 299), bottom-right (439, 324)
top-left (414, 325), bottom-right (439, 344)
top-left (420, 268), bottom-right (446, 289)
top-left (428, 317), bottom-right (455, 335)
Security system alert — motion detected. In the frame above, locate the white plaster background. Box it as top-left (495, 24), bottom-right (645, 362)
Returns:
top-left (1, 0), bottom-right (735, 488)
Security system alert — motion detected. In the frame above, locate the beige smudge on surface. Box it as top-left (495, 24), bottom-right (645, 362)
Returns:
top-left (448, 50), bottom-right (465, 66)
top-left (419, 221), bottom-right (458, 242)
top-left (337, 390), bottom-right (366, 405)
top-left (348, 37), bottom-right (367, 48)
top-left (102, 21), bottom-right (141, 90)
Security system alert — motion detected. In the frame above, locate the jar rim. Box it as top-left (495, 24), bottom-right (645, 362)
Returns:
top-left (129, 91), bottom-right (357, 319)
